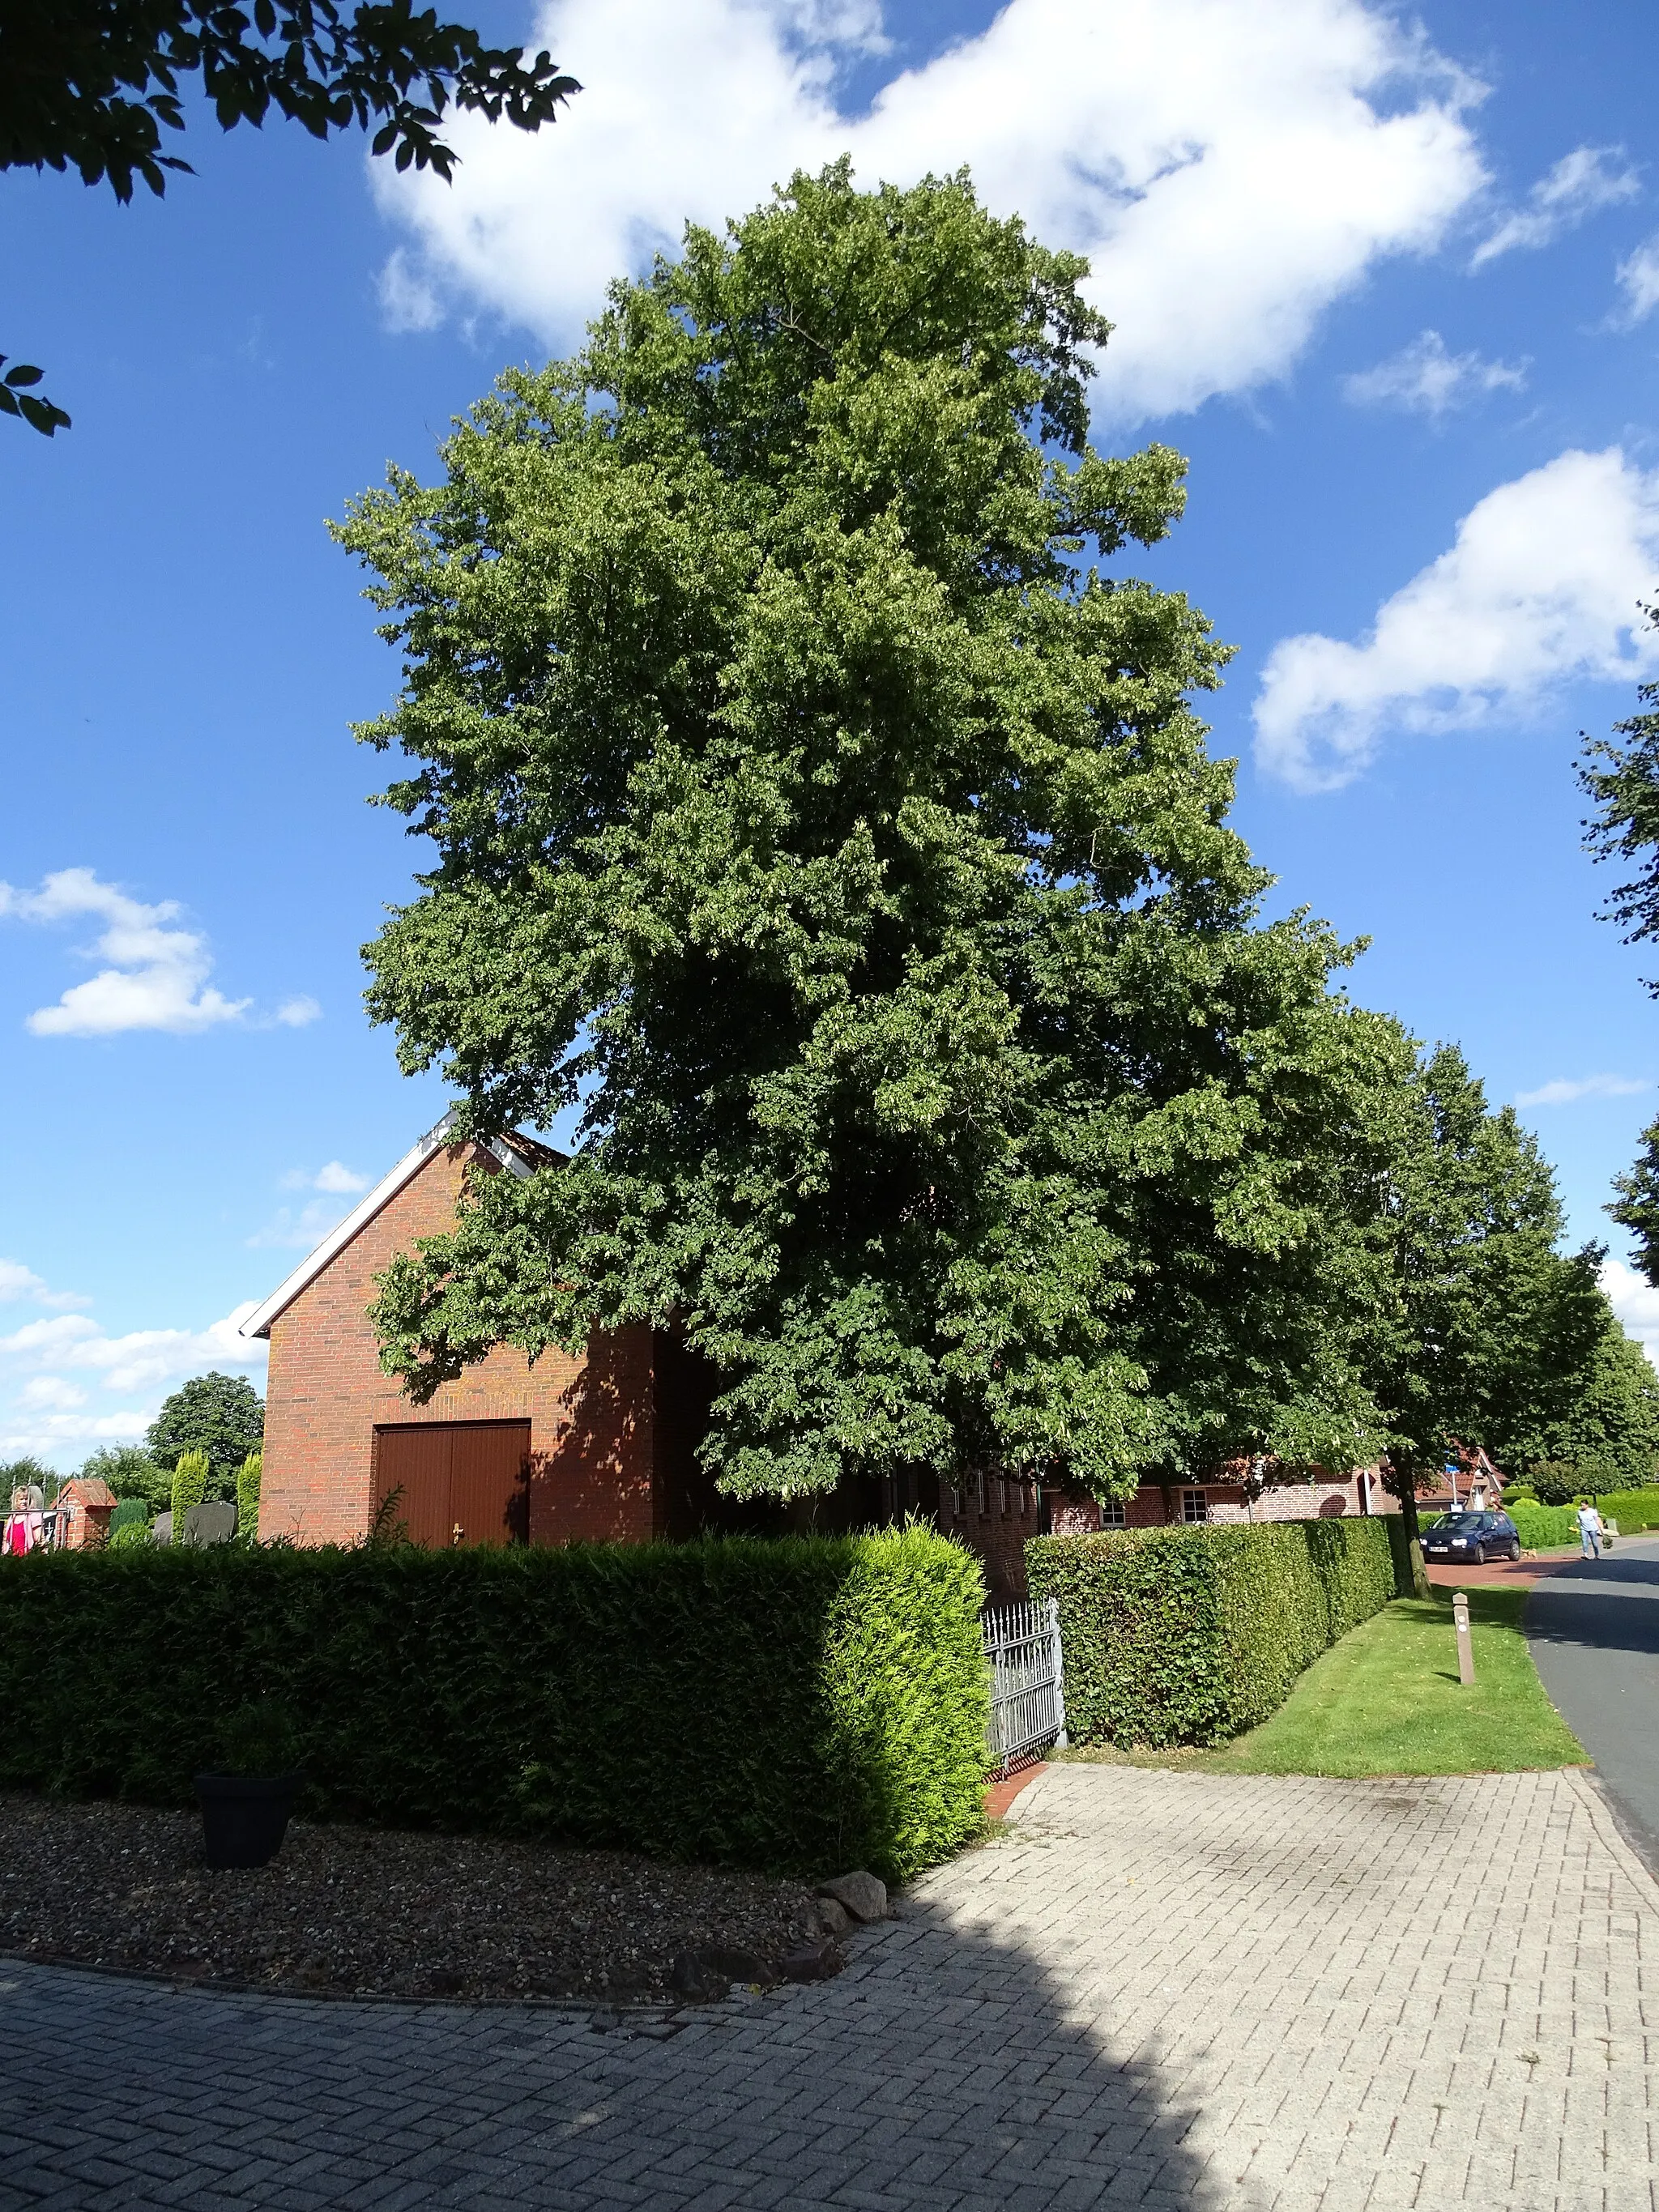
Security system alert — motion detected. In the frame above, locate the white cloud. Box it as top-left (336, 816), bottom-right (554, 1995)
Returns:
top-left (255, 1161), bottom-right (370, 1246)
top-left (1602, 1256), bottom-right (1659, 1371)
top-left (1515, 1075), bottom-right (1650, 1108)
top-left (1254, 447), bottom-right (1659, 791)
top-left (0, 1304), bottom-right (267, 1397)
top-left (0, 1409), bottom-right (157, 1455)
top-left (377, 245), bottom-right (446, 333)
top-left (370, 0), bottom-right (1487, 426)
top-left (249, 1199), bottom-right (353, 1250)
top-left (1472, 144), bottom-right (1640, 267)
top-left (311, 1160), bottom-right (370, 1194)
top-left (19, 1376), bottom-right (89, 1412)
top-left (0, 867), bottom-right (249, 1036)
top-left (1615, 233), bottom-right (1659, 325)
top-left (1342, 328), bottom-right (1526, 416)
top-left (0, 1259), bottom-right (91, 1311)
top-left (0, 869), bottom-right (318, 1038)
top-left (0, 1300), bottom-right (267, 1464)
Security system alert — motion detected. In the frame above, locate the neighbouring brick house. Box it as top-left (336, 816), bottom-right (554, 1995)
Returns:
top-left (242, 1116), bottom-right (1391, 1596)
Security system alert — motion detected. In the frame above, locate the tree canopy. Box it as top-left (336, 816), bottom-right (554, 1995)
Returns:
top-left (337, 165), bottom-right (1642, 1513)
top-left (145, 1370), bottom-right (264, 1493)
top-left (0, 0), bottom-right (579, 433)
top-left (1581, 635), bottom-right (1659, 1285)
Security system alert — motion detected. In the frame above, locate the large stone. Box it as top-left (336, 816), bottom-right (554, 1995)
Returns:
top-left (779, 1937), bottom-right (844, 1983)
top-left (696, 1946), bottom-right (778, 1988)
top-left (814, 1895), bottom-right (852, 1940)
top-left (814, 1871), bottom-right (887, 1924)
top-left (668, 1952), bottom-right (731, 2003)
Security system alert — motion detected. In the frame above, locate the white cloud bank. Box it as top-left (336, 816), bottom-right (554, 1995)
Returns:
top-left (1602, 1256), bottom-right (1659, 1373)
top-left (1515, 1075), bottom-right (1650, 1108)
top-left (1471, 144), bottom-right (1640, 268)
top-left (0, 868), bottom-right (320, 1037)
top-left (0, 1259), bottom-right (90, 1311)
top-left (1254, 447), bottom-right (1659, 791)
top-left (370, 0), bottom-right (1487, 425)
top-left (1342, 328), bottom-right (1525, 416)
top-left (0, 1301), bottom-right (267, 1460)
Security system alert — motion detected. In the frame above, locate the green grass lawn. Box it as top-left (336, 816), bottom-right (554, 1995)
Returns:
top-left (1057, 1588), bottom-right (1586, 1779)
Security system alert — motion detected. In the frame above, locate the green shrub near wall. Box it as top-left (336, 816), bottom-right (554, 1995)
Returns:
top-left (1026, 1519), bottom-right (1399, 1750)
top-left (0, 1527), bottom-right (986, 1883)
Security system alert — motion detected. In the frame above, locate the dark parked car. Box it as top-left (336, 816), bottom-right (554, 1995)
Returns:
top-left (1421, 1511), bottom-right (1521, 1565)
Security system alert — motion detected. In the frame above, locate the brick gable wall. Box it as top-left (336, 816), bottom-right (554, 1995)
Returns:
top-left (258, 1142), bottom-right (657, 1549)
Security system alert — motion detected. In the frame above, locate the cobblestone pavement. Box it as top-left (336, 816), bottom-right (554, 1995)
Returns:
top-left (2, 1763), bottom-right (1653, 2210)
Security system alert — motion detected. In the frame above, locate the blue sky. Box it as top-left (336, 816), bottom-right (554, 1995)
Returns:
top-left (5, 0), bottom-right (1659, 1463)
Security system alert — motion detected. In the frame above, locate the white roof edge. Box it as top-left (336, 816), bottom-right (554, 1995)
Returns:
top-left (240, 1110), bottom-right (461, 1340)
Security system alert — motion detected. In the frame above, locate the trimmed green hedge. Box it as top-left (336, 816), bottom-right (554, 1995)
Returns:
top-left (1591, 1487), bottom-right (1659, 1531)
top-left (1026, 1519), bottom-right (1400, 1749)
top-left (1507, 1504), bottom-right (1578, 1549)
top-left (0, 1527), bottom-right (987, 1883)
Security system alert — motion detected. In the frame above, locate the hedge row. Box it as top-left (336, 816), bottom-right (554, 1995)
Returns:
top-left (1026, 1519), bottom-right (1402, 1749)
top-left (0, 1528), bottom-right (987, 1883)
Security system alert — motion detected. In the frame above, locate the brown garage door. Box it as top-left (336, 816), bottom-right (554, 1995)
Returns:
top-left (373, 1421), bottom-right (531, 1549)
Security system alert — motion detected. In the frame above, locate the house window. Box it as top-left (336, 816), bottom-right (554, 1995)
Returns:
top-left (1181, 1489), bottom-right (1209, 1524)
top-left (949, 1483), bottom-right (964, 1519)
top-left (997, 1477), bottom-right (1009, 1516)
top-left (975, 1469), bottom-right (987, 1516)
top-left (1101, 1498), bottom-right (1127, 1528)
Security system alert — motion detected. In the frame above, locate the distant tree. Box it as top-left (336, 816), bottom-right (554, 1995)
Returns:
top-left (0, 0), bottom-right (580, 433)
top-left (1371, 1046), bottom-right (1610, 1545)
top-left (79, 1443), bottom-right (172, 1512)
top-left (146, 1370), bottom-right (264, 1496)
top-left (0, 1451), bottom-right (55, 1502)
top-left (1509, 1311), bottom-right (1659, 1489)
top-left (1580, 635), bottom-right (1659, 1284)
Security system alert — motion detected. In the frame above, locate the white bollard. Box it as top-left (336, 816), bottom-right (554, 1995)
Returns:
top-left (1453, 1589), bottom-right (1475, 1686)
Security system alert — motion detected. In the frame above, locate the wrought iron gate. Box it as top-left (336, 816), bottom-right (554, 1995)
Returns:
top-left (983, 1596), bottom-right (1067, 1773)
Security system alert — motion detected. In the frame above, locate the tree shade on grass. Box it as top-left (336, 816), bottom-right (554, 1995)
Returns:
top-left (1060, 1590), bottom-right (1584, 1779)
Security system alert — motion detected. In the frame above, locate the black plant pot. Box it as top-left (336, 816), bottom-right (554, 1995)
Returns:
top-left (194, 1772), bottom-right (302, 1869)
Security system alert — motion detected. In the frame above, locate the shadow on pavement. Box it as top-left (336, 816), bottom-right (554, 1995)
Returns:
top-left (0, 1852), bottom-right (1224, 2212)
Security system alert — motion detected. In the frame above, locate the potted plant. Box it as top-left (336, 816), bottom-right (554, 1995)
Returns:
top-left (195, 1700), bottom-right (305, 1869)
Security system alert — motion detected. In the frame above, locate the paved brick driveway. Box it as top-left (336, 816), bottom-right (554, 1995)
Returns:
top-left (2, 1763), bottom-right (1652, 2210)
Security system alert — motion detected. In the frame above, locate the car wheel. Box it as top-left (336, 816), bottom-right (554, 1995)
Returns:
top-left (1471, 1544), bottom-right (1486, 1565)
top-left (1509, 1541), bottom-right (1521, 1562)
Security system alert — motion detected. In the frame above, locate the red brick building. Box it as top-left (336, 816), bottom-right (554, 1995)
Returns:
top-left (242, 1116), bottom-right (1389, 1594)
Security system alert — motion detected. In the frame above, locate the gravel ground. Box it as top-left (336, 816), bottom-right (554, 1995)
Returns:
top-left (0, 1792), bottom-right (825, 2003)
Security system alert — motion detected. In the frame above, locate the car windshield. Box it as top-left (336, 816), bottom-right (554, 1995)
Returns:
top-left (1435, 1515), bottom-right (1485, 1532)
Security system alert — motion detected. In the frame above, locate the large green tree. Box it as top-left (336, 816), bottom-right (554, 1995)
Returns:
top-left (1580, 633), bottom-right (1659, 1284)
top-left (145, 1370), bottom-right (264, 1495)
top-left (0, 0), bottom-right (579, 433)
top-left (341, 164), bottom-right (1422, 1508)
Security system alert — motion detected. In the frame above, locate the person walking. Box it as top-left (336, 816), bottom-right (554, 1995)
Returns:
top-left (1576, 1499), bottom-right (1606, 1561)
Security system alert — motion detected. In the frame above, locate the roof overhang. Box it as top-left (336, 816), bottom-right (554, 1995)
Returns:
top-left (239, 1111), bottom-right (537, 1341)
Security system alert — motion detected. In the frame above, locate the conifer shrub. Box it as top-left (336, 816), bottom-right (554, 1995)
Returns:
top-left (168, 1450), bottom-right (210, 1530)
top-left (1026, 1519), bottom-right (1397, 1749)
top-left (0, 1527), bottom-right (987, 1882)
top-left (235, 1453), bottom-right (262, 1542)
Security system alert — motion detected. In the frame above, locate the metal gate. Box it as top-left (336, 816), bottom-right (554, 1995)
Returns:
top-left (983, 1596), bottom-right (1068, 1774)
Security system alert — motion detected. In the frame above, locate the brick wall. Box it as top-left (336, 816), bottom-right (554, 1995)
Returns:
top-left (258, 1142), bottom-right (658, 1549)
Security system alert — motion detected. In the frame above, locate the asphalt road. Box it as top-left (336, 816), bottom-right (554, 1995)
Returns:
top-left (1525, 1531), bottom-right (1659, 1869)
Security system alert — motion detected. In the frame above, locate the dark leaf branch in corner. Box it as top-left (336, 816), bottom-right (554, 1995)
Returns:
top-left (0, 0), bottom-right (583, 433)
top-left (0, 356), bottom-right (69, 437)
